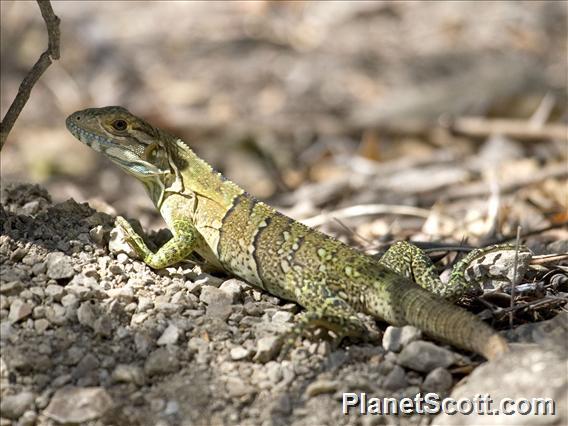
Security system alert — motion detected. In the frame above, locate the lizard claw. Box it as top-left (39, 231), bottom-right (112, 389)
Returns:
top-left (113, 216), bottom-right (152, 261)
top-left (115, 215), bottom-right (136, 236)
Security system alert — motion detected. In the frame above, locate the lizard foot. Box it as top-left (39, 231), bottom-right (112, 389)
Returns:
top-left (276, 310), bottom-right (372, 360)
top-left (115, 215), bottom-right (152, 259)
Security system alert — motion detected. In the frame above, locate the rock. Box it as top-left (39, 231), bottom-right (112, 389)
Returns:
top-left (225, 377), bottom-right (253, 397)
top-left (107, 286), bottom-right (135, 303)
top-left (30, 302), bottom-right (44, 317)
top-left (18, 410), bottom-right (37, 426)
top-left (157, 324), bottom-right (180, 346)
top-left (0, 356), bottom-right (8, 378)
top-left (398, 341), bottom-right (456, 372)
top-left (433, 347), bottom-right (566, 426)
top-left (61, 293), bottom-right (78, 307)
top-left (46, 252), bottom-right (75, 280)
top-left (170, 290), bottom-right (192, 307)
top-left (93, 314), bottom-right (113, 337)
top-left (507, 311), bottom-right (568, 346)
top-left (191, 274), bottom-right (225, 291)
top-left (89, 225), bottom-right (108, 246)
top-left (272, 311), bottom-right (293, 323)
top-left (423, 367), bottom-right (453, 392)
top-left (0, 267), bottom-right (25, 284)
top-left (131, 312), bottom-right (149, 325)
top-left (63, 346), bottom-right (85, 366)
top-left (230, 346), bottom-right (252, 361)
top-left (66, 274), bottom-right (101, 300)
top-left (0, 391), bottom-right (35, 419)
top-left (77, 301), bottom-right (96, 328)
top-left (9, 299), bottom-right (32, 323)
top-left (22, 253), bottom-right (45, 266)
top-left (253, 336), bottom-right (282, 363)
top-left (265, 361), bottom-right (283, 384)
top-left (219, 279), bottom-right (244, 303)
top-left (199, 285), bottom-right (226, 305)
top-left (186, 277), bottom-right (207, 295)
top-left (382, 325), bottom-right (422, 352)
top-left (34, 318), bottom-right (50, 333)
top-left (112, 364), bottom-right (146, 386)
top-left (116, 252), bottom-right (130, 264)
top-left (74, 353), bottom-right (100, 378)
top-left (21, 200), bottom-right (41, 216)
top-left (45, 303), bottom-right (67, 325)
top-left (305, 379), bottom-right (338, 397)
top-left (383, 365), bottom-right (408, 390)
top-left (52, 374), bottom-right (72, 388)
top-left (164, 400), bottom-right (179, 416)
top-left (206, 302), bottom-right (232, 321)
top-left (0, 316), bottom-right (8, 331)
top-left (108, 262), bottom-right (124, 275)
top-left (0, 322), bottom-right (14, 342)
top-left (465, 245), bottom-right (532, 290)
top-left (43, 386), bottom-right (113, 423)
top-left (200, 286), bottom-right (233, 320)
top-left (0, 281), bottom-right (23, 296)
top-left (134, 332), bottom-right (153, 356)
top-left (144, 347), bottom-right (179, 376)
top-left (109, 299), bottom-right (127, 323)
top-left (31, 262), bottom-right (47, 276)
top-left (154, 301), bottom-right (180, 315)
top-left (137, 296), bottom-right (154, 312)
top-left (45, 284), bottom-right (65, 301)
top-left (10, 247), bottom-right (28, 262)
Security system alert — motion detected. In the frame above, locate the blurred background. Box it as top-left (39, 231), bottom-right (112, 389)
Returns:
top-left (1, 1), bottom-right (566, 247)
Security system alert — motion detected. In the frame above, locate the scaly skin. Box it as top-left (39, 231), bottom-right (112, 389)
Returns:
top-left (66, 106), bottom-right (518, 360)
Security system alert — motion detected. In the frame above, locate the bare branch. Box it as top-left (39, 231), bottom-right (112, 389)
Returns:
top-left (37, 0), bottom-right (61, 60)
top-left (0, 0), bottom-right (61, 150)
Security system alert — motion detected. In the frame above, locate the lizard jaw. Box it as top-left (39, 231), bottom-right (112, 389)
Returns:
top-left (66, 116), bottom-right (167, 179)
top-left (66, 118), bottom-right (109, 152)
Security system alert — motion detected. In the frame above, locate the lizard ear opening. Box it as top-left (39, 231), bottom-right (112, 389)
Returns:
top-left (144, 143), bottom-right (161, 161)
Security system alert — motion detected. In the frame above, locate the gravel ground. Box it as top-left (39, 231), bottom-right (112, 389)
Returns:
top-left (1, 183), bottom-right (566, 426)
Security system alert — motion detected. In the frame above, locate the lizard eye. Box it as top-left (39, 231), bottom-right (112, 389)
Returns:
top-left (112, 119), bottom-right (128, 131)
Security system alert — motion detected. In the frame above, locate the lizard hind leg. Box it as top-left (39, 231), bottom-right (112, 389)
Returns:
top-left (279, 283), bottom-right (376, 358)
top-left (378, 241), bottom-right (532, 303)
top-left (378, 240), bottom-right (472, 302)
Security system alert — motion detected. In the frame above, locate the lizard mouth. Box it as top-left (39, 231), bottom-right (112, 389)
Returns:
top-left (66, 118), bottom-right (115, 152)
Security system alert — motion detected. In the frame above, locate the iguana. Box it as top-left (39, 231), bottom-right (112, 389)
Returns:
top-left (66, 106), bottom-right (522, 360)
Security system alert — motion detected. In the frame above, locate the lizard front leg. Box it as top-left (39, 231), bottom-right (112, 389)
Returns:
top-left (116, 216), bottom-right (198, 269)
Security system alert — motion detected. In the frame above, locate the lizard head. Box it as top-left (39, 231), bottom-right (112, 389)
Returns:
top-left (67, 106), bottom-right (237, 209)
top-left (66, 106), bottom-right (172, 180)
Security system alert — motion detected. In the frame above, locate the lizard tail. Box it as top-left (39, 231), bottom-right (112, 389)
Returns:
top-left (398, 286), bottom-right (509, 360)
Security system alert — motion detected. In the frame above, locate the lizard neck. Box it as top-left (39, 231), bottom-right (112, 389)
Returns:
top-left (160, 138), bottom-right (244, 211)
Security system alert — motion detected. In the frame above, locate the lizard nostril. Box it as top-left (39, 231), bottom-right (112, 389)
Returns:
top-left (75, 116), bottom-right (81, 121)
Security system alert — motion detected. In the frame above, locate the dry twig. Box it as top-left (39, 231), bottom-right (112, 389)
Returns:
top-left (423, 164), bottom-right (567, 203)
top-left (489, 221), bottom-right (568, 245)
top-left (530, 253), bottom-right (568, 265)
top-left (300, 203), bottom-right (452, 228)
top-left (0, 0), bottom-right (60, 150)
top-left (450, 117), bottom-right (567, 141)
